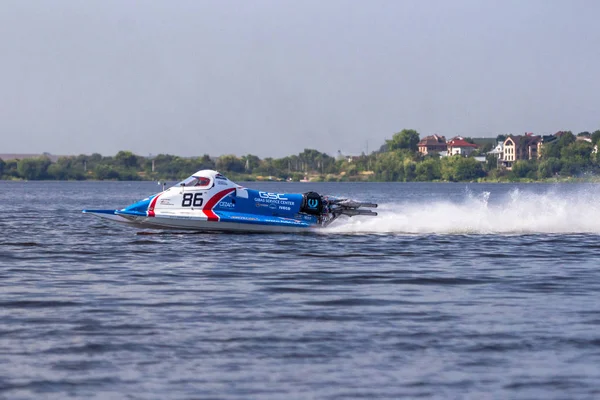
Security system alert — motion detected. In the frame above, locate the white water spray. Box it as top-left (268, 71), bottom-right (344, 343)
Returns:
top-left (326, 187), bottom-right (600, 234)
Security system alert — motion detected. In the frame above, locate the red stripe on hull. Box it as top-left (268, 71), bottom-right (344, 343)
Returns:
top-left (147, 193), bottom-right (163, 217)
top-left (203, 188), bottom-right (235, 221)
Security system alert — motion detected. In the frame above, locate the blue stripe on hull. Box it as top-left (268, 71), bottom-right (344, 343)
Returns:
top-left (215, 211), bottom-right (316, 228)
top-left (82, 209), bottom-right (117, 215)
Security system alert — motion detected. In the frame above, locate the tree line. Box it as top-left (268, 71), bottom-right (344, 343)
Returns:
top-left (2, 129), bottom-right (600, 182)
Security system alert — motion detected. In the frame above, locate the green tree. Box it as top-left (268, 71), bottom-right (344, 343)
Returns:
top-left (47, 163), bottom-right (68, 180)
top-left (188, 154), bottom-right (216, 173)
top-left (386, 129), bottom-right (420, 152)
top-left (149, 154), bottom-right (181, 177)
top-left (297, 149), bottom-right (335, 173)
top-left (540, 132), bottom-right (576, 160)
top-left (441, 156), bottom-right (485, 181)
top-left (560, 159), bottom-right (582, 176)
top-left (591, 130), bottom-right (600, 145)
top-left (241, 154), bottom-right (261, 172)
top-left (456, 157), bottom-right (485, 181)
top-left (216, 155), bottom-right (245, 173)
top-left (537, 158), bottom-right (561, 178)
top-left (373, 151), bottom-right (404, 181)
top-left (93, 165), bottom-right (120, 180)
top-left (346, 164), bottom-right (359, 177)
top-left (3, 160), bottom-right (19, 178)
top-left (0, 158), bottom-right (4, 177)
top-left (115, 151), bottom-right (140, 169)
top-left (484, 153), bottom-right (499, 172)
top-left (561, 140), bottom-right (593, 160)
top-left (403, 159), bottom-right (417, 181)
top-left (415, 158), bottom-right (441, 181)
top-left (558, 131), bottom-right (576, 147)
top-left (542, 142), bottom-right (560, 159)
top-left (45, 156), bottom-right (86, 180)
top-left (255, 157), bottom-right (279, 177)
top-left (17, 157), bottom-right (51, 180)
top-left (510, 160), bottom-right (536, 179)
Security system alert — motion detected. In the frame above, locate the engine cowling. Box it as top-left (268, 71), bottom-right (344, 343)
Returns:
top-left (300, 192), bottom-right (323, 215)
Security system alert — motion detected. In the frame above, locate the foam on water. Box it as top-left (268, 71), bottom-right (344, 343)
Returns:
top-left (327, 187), bottom-right (600, 234)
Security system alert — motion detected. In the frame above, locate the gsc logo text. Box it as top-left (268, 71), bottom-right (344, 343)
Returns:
top-left (258, 192), bottom-right (288, 201)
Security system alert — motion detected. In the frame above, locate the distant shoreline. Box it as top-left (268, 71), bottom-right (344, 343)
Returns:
top-left (2, 129), bottom-right (599, 183)
top-left (2, 176), bottom-right (600, 184)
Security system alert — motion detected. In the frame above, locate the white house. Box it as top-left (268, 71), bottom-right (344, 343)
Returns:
top-left (487, 141), bottom-right (504, 159)
top-left (446, 137), bottom-right (479, 156)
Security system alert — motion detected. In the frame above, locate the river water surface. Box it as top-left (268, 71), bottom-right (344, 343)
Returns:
top-left (1, 181), bottom-right (600, 399)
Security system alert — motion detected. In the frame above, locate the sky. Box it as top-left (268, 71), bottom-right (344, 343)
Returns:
top-left (1, 0), bottom-right (599, 158)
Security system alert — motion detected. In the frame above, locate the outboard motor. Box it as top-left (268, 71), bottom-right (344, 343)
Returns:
top-left (301, 192), bottom-right (323, 215)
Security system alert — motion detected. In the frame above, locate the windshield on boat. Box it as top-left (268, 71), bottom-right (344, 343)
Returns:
top-left (178, 176), bottom-right (212, 188)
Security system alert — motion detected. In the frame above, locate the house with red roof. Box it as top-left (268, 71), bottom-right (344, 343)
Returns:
top-left (417, 135), bottom-right (447, 155)
top-left (446, 137), bottom-right (478, 156)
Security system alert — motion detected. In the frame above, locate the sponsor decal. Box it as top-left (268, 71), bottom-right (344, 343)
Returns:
top-left (230, 215), bottom-right (259, 221)
top-left (278, 206), bottom-right (291, 211)
top-left (218, 201), bottom-right (235, 208)
top-left (254, 197), bottom-right (295, 206)
top-left (264, 218), bottom-right (304, 225)
top-left (217, 180), bottom-right (228, 185)
top-left (258, 192), bottom-right (288, 201)
top-left (307, 199), bottom-right (319, 209)
top-left (269, 203), bottom-right (277, 210)
top-left (160, 199), bottom-right (174, 205)
top-left (297, 213), bottom-right (315, 221)
top-left (256, 202), bottom-right (269, 208)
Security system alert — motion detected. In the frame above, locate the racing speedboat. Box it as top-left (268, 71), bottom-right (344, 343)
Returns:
top-left (83, 169), bottom-right (377, 233)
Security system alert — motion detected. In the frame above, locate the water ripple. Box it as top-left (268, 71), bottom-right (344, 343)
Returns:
top-left (1, 181), bottom-right (600, 399)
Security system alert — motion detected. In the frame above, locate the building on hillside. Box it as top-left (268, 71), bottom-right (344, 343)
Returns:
top-left (446, 137), bottom-right (478, 156)
top-left (336, 151), bottom-right (362, 163)
top-left (501, 134), bottom-right (541, 169)
top-left (487, 141), bottom-right (504, 158)
top-left (536, 134), bottom-right (559, 158)
top-left (574, 135), bottom-right (598, 154)
top-left (485, 141), bottom-right (505, 168)
top-left (576, 136), bottom-right (592, 143)
top-left (554, 131), bottom-right (571, 138)
top-left (417, 135), bottom-right (447, 155)
top-left (536, 132), bottom-right (593, 158)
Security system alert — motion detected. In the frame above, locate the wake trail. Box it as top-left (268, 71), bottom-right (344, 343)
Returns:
top-left (325, 187), bottom-right (600, 235)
